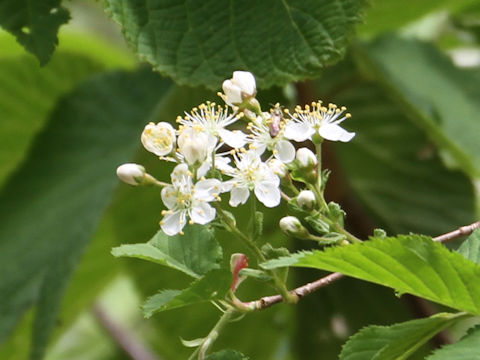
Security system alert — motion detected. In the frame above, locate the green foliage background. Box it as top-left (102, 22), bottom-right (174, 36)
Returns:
top-left (0, 0), bottom-right (479, 359)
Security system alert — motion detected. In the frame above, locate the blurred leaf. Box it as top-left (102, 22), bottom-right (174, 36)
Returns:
top-left (458, 229), bottom-right (480, 264)
top-left (143, 269), bottom-right (231, 317)
top-left (263, 235), bottom-right (480, 315)
top-left (0, 69), bottom-right (171, 359)
top-left (0, 31), bottom-right (134, 188)
top-left (104, 0), bottom-right (368, 89)
top-left (359, 0), bottom-right (478, 36)
top-left (426, 324), bottom-right (480, 359)
top-left (331, 79), bottom-right (475, 236)
top-left (0, 0), bottom-right (69, 63)
top-left (354, 36), bottom-right (480, 180)
top-left (339, 312), bottom-right (468, 360)
top-left (112, 225), bottom-right (223, 278)
top-left (206, 349), bottom-right (248, 359)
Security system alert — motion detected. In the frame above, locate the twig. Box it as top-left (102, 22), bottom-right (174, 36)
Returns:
top-left (93, 303), bottom-right (160, 360)
top-left (244, 221), bottom-right (480, 310)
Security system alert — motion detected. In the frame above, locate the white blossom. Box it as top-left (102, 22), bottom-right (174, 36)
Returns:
top-left (160, 164), bottom-right (222, 236)
top-left (177, 102), bottom-right (247, 149)
top-left (247, 113), bottom-right (295, 164)
top-left (222, 71), bottom-right (256, 106)
top-left (285, 101), bottom-right (355, 143)
top-left (141, 122), bottom-right (176, 156)
top-left (116, 163), bottom-right (145, 186)
top-left (279, 216), bottom-right (309, 237)
top-left (223, 150), bottom-right (281, 208)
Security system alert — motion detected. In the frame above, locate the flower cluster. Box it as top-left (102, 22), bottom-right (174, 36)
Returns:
top-left (117, 71), bottom-right (355, 235)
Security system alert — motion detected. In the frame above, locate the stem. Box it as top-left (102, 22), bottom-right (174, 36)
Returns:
top-left (214, 204), bottom-right (298, 303)
top-left (190, 308), bottom-right (237, 360)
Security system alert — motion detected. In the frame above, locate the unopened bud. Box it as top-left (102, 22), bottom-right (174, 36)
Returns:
top-left (116, 163), bottom-right (146, 186)
top-left (222, 71), bottom-right (256, 106)
top-left (297, 190), bottom-right (316, 210)
top-left (279, 216), bottom-right (310, 238)
top-left (177, 128), bottom-right (210, 165)
top-left (296, 148), bottom-right (317, 169)
top-left (230, 253), bottom-right (248, 292)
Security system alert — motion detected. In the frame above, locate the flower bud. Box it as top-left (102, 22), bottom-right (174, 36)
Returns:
top-left (116, 163), bottom-right (146, 186)
top-left (141, 122), bottom-right (176, 156)
top-left (295, 147), bottom-right (317, 169)
top-left (222, 71), bottom-right (256, 106)
top-left (279, 216), bottom-right (310, 238)
top-left (177, 128), bottom-right (210, 165)
top-left (230, 253), bottom-right (248, 292)
top-left (297, 190), bottom-right (316, 210)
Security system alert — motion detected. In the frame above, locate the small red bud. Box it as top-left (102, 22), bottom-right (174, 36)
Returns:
top-left (230, 253), bottom-right (248, 292)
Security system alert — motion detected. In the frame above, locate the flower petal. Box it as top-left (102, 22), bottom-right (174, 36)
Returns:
top-left (254, 181), bottom-right (281, 208)
top-left (318, 123), bottom-right (355, 142)
top-left (274, 140), bottom-right (296, 163)
top-left (284, 122), bottom-right (314, 142)
top-left (190, 202), bottom-right (216, 225)
top-left (229, 186), bottom-right (250, 207)
top-left (161, 210), bottom-right (186, 236)
top-left (220, 129), bottom-right (247, 148)
top-left (195, 179), bottom-right (222, 201)
top-left (161, 186), bottom-right (178, 209)
top-left (222, 79), bottom-right (242, 105)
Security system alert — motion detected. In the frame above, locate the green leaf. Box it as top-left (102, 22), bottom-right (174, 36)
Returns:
top-left (458, 230), bottom-right (480, 265)
top-left (205, 349), bottom-right (248, 360)
top-left (112, 224), bottom-right (223, 278)
top-left (142, 269), bottom-right (231, 318)
top-left (104, 0), bottom-right (368, 89)
top-left (0, 69), bottom-right (171, 359)
top-left (340, 312), bottom-right (469, 360)
top-left (354, 36), bottom-right (480, 180)
top-left (427, 324), bottom-right (480, 359)
top-left (262, 235), bottom-right (480, 315)
top-left (0, 0), bottom-right (70, 64)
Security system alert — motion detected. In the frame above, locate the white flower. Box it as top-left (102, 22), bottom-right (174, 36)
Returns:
top-left (141, 122), bottom-right (176, 156)
top-left (297, 190), bottom-right (316, 210)
top-left (116, 163), bottom-right (145, 186)
top-left (177, 102), bottom-right (247, 149)
top-left (160, 164), bottom-right (222, 236)
top-left (296, 147), bottom-right (317, 168)
top-left (177, 128), bottom-right (212, 166)
top-left (285, 101), bottom-right (355, 143)
top-left (247, 113), bottom-right (295, 163)
top-left (268, 158), bottom-right (287, 178)
top-left (222, 71), bottom-right (256, 106)
top-left (223, 150), bottom-right (281, 208)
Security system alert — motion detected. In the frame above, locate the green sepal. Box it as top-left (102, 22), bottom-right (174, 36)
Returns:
top-left (304, 214), bottom-right (330, 235)
top-left (253, 211), bottom-right (264, 240)
top-left (373, 228), bottom-right (388, 239)
top-left (261, 244), bottom-right (290, 283)
top-left (238, 268), bottom-right (273, 282)
top-left (320, 169), bottom-right (331, 192)
top-left (327, 202), bottom-right (346, 225)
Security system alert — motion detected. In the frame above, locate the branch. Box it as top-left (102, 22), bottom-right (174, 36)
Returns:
top-left (93, 303), bottom-right (160, 360)
top-left (245, 221), bottom-right (480, 310)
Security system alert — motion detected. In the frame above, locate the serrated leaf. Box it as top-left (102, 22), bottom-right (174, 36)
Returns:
top-left (0, 69), bottom-right (171, 359)
top-left (142, 269), bottom-right (231, 318)
top-left (104, 0), bottom-right (368, 89)
top-left (354, 36), bottom-right (480, 179)
top-left (458, 230), bottom-right (480, 265)
top-left (340, 312), bottom-right (469, 360)
top-left (205, 349), bottom-right (249, 360)
top-left (262, 235), bottom-right (480, 315)
top-left (0, 0), bottom-right (70, 64)
top-left (427, 324), bottom-right (480, 359)
top-left (112, 224), bottom-right (222, 278)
